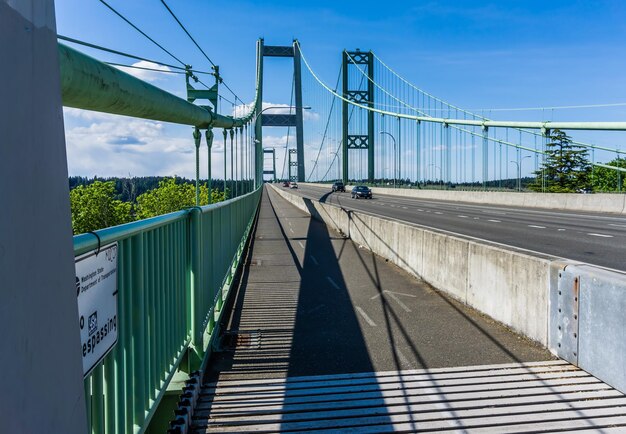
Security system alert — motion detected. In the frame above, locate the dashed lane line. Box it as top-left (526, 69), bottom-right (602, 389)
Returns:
top-left (528, 225), bottom-right (546, 229)
top-left (355, 306), bottom-right (377, 327)
top-left (588, 233), bottom-right (613, 238)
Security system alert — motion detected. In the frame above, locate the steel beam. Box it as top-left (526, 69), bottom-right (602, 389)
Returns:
top-left (58, 43), bottom-right (247, 129)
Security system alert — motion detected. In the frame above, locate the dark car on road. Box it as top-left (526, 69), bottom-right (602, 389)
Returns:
top-left (283, 181), bottom-right (289, 187)
top-left (332, 181), bottom-right (345, 192)
top-left (351, 185), bottom-right (372, 199)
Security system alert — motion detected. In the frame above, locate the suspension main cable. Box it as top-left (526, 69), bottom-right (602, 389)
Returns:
top-left (299, 43), bottom-right (626, 173)
top-left (344, 51), bottom-right (538, 155)
top-left (373, 52), bottom-right (621, 154)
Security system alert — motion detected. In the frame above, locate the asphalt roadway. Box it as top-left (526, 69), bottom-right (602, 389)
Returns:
top-left (287, 184), bottom-right (626, 271)
top-left (205, 186), bottom-right (552, 383)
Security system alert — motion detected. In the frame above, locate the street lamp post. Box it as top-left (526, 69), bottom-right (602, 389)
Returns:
top-left (380, 131), bottom-right (397, 188)
top-left (510, 156), bottom-right (531, 192)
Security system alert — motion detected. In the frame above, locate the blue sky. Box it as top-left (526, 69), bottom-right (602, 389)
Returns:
top-left (56, 0), bottom-right (626, 179)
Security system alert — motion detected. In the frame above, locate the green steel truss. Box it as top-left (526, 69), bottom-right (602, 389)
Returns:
top-left (342, 50), bottom-right (375, 183)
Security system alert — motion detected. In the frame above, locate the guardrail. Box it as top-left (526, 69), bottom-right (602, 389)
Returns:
top-left (74, 188), bottom-right (261, 434)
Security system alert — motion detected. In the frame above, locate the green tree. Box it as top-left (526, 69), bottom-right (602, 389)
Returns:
top-left (591, 157), bottom-right (626, 192)
top-left (529, 129), bottom-right (591, 192)
top-left (70, 181), bottom-right (133, 234)
top-left (135, 178), bottom-right (227, 219)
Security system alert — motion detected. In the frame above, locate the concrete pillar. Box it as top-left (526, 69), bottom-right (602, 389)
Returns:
top-left (0, 1), bottom-right (87, 433)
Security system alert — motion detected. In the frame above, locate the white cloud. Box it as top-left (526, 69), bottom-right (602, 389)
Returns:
top-left (112, 61), bottom-right (173, 82)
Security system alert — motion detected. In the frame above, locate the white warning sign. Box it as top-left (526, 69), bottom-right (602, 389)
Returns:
top-left (75, 242), bottom-right (118, 377)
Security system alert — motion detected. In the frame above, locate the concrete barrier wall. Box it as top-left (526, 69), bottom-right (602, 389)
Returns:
top-left (303, 183), bottom-right (626, 215)
top-left (271, 184), bottom-right (626, 395)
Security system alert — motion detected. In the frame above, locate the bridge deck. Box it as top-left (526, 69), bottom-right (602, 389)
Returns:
top-left (192, 186), bottom-right (626, 432)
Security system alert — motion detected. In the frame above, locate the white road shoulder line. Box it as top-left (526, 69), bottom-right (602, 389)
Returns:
top-left (355, 306), bottom-right (377, 327)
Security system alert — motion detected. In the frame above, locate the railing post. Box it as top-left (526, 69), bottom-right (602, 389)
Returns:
top-left (131, 232), bottom-right (145, 430)
top-left (189, 207), bottom-right (203, 369)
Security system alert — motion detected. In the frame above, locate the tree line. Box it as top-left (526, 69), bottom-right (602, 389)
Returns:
top-left (69, 176), bottom-right (227, 235)
top-left (528, 129), bottom-right (625, 193)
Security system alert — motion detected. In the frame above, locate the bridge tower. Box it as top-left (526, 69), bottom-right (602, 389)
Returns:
top-left (263, 148), bottom-right (276, 181)
top-left (256, 39), bottom-right (306, 182)
top-left (342, 49), bottom-right (375, 184)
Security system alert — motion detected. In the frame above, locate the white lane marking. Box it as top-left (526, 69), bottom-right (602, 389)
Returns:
top-left (558, 228), bottom-right (566, 231)
top-left (310, 255), bottom-right (319, 265)
top-left (528, 225), bottom-right (546, 229)
top-left (482, 211), bottom-right (507, 215)
top-left (288, 221), bottom-right (292, 226)
top-left (298, 241), bottom-right (305, 249)
top-left (609, 224), bottom-right (626, 228)
top-left (458, 215), bottom-right (469, 218)
top-left (417, 209), bottom-right (424, 212)
top-left (385, 292), bottom-right (412, 313)
top-left (289, 227), bottom-right (294, 233)
top-left (435, 212), bottom-right (443, 215)
top-left (355, 306), bottom-right (377, 327)
top-left (402, 206), bottom-right (408, 210)
top-left (326, 276), bottom-right (341, 290)
top-left (487, 219), bottom-right (501, 223)
top-left (473, 217), bottom-right (479, 220)
top-left (588, 233), bottom-right (613, 238)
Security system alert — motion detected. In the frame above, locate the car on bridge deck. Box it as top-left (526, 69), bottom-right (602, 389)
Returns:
top-left (290, 182), bottom-right (298, 189)
top-left (332, 181), bottom-right (346, 192)
top-left (283, 181), bottom-right (289, 187)
top-left (351, 185), bottom-right (372, 199)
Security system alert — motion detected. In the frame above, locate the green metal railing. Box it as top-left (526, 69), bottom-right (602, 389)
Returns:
top-left (74, 188), bottom-right (261, 434)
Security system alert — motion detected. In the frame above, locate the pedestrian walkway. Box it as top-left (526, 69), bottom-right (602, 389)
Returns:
top-left (192, 186), bottom-right (626, 432)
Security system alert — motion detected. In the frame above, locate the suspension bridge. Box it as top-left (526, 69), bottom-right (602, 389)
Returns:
top-left (4, 1), bottom-right (626, 433)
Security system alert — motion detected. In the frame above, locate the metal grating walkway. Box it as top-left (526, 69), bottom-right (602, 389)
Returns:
top-left (192, 360), bottom-right (626, 433)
